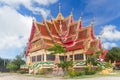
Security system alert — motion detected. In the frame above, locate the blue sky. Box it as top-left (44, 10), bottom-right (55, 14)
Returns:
top-left (0, 0), bottom-right (120, 59)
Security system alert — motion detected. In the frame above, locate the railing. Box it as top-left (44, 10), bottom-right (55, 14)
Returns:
top-left (28, 62), bottom-right (54, 69)
top-left (75, 61), bottom-right (86, 65)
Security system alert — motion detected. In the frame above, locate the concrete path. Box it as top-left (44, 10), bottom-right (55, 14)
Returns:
top-left (0, 73), bottom-right (120, 80)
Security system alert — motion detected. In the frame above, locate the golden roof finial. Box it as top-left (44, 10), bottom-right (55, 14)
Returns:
top-left (70, 8), bottom-right (74, 16)
top-left (40, 11), bottom-right (45, 23)
top-left (79, 12), bottom-right (83, 20)
top-left (91, 17), bottom-right (95, 25)
top-left (58, 2), bottom-right (61, 13)
top-left (56, 1), bottom-right (64, 20)
top-left (79, 16), bottom-right (82, 21)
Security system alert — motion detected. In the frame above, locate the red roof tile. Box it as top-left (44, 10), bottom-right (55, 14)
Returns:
top-left (66, 41), bottom-right (84, 51)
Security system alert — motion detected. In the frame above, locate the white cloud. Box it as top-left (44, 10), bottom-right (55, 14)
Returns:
top-left (102, 42), bottom-right (117, 49)
top-left (0, 6), bottom-right (32, 50)
top-left (100, 25), bottom-right (120, 49)
top-left (0, 0), bottom-right (58, 19)
top-left (35, 0), bottom-right (58, 6)
top-left (0, 0), bottom-right (58, 58)
top-left (102, 25), bottom-right (120, 41)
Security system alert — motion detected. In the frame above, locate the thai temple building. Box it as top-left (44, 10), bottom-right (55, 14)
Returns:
top-left (24, 5), bottom-right (102, 73)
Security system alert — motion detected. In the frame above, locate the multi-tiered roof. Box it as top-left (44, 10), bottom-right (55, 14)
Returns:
top-left (26, 11), bottom-right (102, 56)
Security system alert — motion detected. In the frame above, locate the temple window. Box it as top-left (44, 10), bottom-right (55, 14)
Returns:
top-left (70, 55), bottom-right (73, 60)
top-left (46, 54), bottom-right (55, 61)
top-left (32, 56), bottom-right (36, 62)
top-left (60, 56), bottom-right (67, 61)
top-left (37, 55), bottom-right (41, 61)
top-left (74, 54), bottom-right (84, 60)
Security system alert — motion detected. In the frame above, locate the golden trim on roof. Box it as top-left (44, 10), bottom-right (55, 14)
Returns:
top-left (56, 13), bottom-right (64, 20)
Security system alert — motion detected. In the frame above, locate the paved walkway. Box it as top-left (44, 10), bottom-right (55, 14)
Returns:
top-left (0, 73), bottom-right (120, 80)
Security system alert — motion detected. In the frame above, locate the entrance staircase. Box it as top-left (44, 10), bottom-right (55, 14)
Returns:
top-left (28, 62), bottom-right (54, 74)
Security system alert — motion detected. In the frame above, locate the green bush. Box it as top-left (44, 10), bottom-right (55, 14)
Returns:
top-left (38, 69), bottom-right (46, 75)
top-left (84, 67), bottom-right (96, 75)
top-left (97, 62), bottom-right (112, 71)
top-left (85, 70), bottom-right (96, 75)
top-left (47, 68), bottom-right (52, 72)
top-left (18, 70), bottom-right (28, 74)
top-left (84, 67), bottom-right (89, 71)
top-left (75, 71), bottom-right (84, 76)
top-left (7, 62), bottom-right (18, 72)
top-left (68, 70), bottom-right (84, 77)
top-left (68, 70), bottom-right (76, 77)
top-left (97, 66), bottom-right (103, 71)
top-left (104, 62), bottom-right (112, 68)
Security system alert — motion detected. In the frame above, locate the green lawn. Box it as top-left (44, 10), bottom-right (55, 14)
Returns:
top-left (63, 70), bottom-right (120, 79)
top-left (12, 70), bottom-right (120, 79)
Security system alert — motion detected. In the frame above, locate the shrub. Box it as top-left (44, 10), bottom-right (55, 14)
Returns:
top-left (47, 68), bottom-right (52, 72)
top-left (68, 70), bottom-right (76, 77)
top-left (38, 68), bottom-right (46, 75)
top-left (85, 70), bottom-right (96, 75)
top-left (18, 70), bottom-right (28, 74)
top-left (46, 68), bottom-right (53, 74)
top-left (97, 62), bottom-right (113, 71)
top-left (68, 70), bottom-right (84, 77)
top-left (75, 71), bottom-right (84, 76)
top-left (84, 67), bottom-right (96, 75)
top-left (104, 62), bottom-right (112, 68)
top-left (97, 66), bottom-right (103, 71)
top-left (7, 62), bottom-right (18, 72)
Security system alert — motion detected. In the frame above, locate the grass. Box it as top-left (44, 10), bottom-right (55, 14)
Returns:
top-left (21, 70), bottom-right (120, 79)
top-left (2, 70), bottom-right (120, 79)
top-left (63, 70), bottom-right (120, 79)
top-left (22, 73), bottom-right (54, 78)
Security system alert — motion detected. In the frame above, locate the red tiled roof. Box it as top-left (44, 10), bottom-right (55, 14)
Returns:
top-left (26, 22), bottom-right (35, 55)
top-left (37, 23), bottom-right (50, 38)
top-left (77, 28), bottom-right (89, 40)
top-left (91, 26), bottom-right (95, 39)
top-left (66, 41), bottom-right (84, 51)
top-left (46, 21), bottom-right (58, 37)
top-left (100, 50), bottom-right (108, 60)
top-left (61, 21), bottom-right (67, 32)
top-left (26, 13), bottom-right (100, 55)
top-left (68, 22), bottom-right (78, 36)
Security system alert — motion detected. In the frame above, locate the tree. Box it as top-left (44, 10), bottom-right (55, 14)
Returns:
top-left (58, 60), bottom-right (73, 74)
top-left (47, 43), bottom-right (66, 55)
top-left (47, 44), bottom-right (73, 75)
top-left (7, 55), bottom-right (25, 72)
top-left (0, 57), bottom-right (10, 67)
top-left (47, 43), bottom-right (66, 61)
top-left (105, 47), bottom-right (120, 62)
top-left (12, 55), bottom-right (25, 70)
top-left (7, 62), bottom-right (18, 72)
top-left (0, 58), bottom-right (4, 66)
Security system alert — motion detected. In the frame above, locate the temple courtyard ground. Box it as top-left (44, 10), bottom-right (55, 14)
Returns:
top-left (0, 72), bottom-right (120, 80)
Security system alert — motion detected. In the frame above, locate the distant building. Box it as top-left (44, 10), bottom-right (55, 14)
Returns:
top-left (25, 7), bottom-right (102, 74)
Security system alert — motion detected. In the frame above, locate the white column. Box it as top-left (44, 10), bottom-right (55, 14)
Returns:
top-left (35, 56), bottom-right (37, 62)
top-left (83, 53), bottom-right (86, 61)
top-left (72, 51), bottom-right (75, 62)
top-left (44, 53), bottom-right (46, 62)
top-left (44, 49), bottom-right (47, 62)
